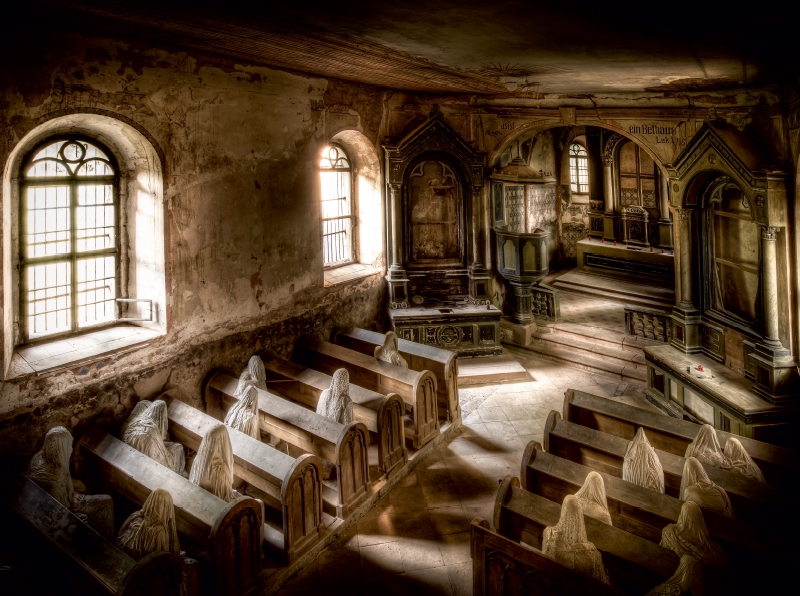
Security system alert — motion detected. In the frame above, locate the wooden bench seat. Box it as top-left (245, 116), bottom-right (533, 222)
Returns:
top-left (294, 336), bottom-right (439, 449)
top-left (166, 398), bottom-right (324, 563)
top-left (205, 370), bottom-right (371, 519)
top-left (261, 354), bottom-right (406, 475)
top-left (521, 443), bottom-right (797, 589)
top-left (76, 427), bottom-right (262, 596)
top-left (494, 476), bottom-right (677, 595)
top-left (471, 518), bottom-right (625, 596)
top-left (333, 327), bottom-right (460, 422)
top-left (564, 389), bottom-right (800, 492)
top-left (0, 465), bottom-right (182, 596)
top-left (543, 410), bottom-right (795, 528)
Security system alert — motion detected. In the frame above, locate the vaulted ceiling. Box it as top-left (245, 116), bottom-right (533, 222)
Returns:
top-left (29, 0), bottom-right (797, 96)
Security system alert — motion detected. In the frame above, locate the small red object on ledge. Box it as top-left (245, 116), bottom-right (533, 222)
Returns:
top-left (613, 240), bottom-right (617, 246)
top-left (601, 238), bottom-right (605, 243)
top-left (661, 248), bottom-right (665, 253)
top-left (697, 365), bottom-right (704, 372)
top-left (588, 235), bottom-right (592, 241)
top-left (650, 247), bottom-right (653, 252)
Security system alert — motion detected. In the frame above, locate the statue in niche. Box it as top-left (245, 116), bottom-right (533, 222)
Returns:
top-left (234, 355), bottom-right (267, 398)
top-left (189, 424), bottom-right (239, 503)
top-left (122, 400), bottom-right (186, 476)
top-left (541, 495), bottom-right (611, 584)
top-left (679, 457), bottom-right (733, 518)
top-left (374, 331), bottom-right (408, 368)
top-left (573, 471), bottom-right (612, 526)
top-left (622, 428), bottom-right (665, 493)
top-left (225, 385), bottom-right (261, 440)
top-left (723, 438), bottom-right (764, 482)
top-left (684, 425), bottom-right (730, 471)
top-left (116, 487), bottom-right (180, 560)
top-left (316, 368), bottom-right (354, 425)
top-left (408, 161), bottom-right (460, 265)
top-left (27, 426), bottom-right (115, 538)
top-left (645, 554), bottom-right (704, 596)
top-left (660, 501), bottom-right (726, 567)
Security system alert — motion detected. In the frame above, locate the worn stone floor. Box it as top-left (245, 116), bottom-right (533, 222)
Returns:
top-left (278, 348), bottom-right (647, 595)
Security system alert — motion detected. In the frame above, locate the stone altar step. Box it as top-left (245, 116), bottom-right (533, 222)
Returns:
top-left (549, 322), bottom-right (663, 354)
top-left (552, 270), bottom-right (674, 310)
top-left (457, 348), bottom-right (528, 385)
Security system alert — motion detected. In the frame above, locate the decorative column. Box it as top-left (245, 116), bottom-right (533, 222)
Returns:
top-left (676, 208), bottom-right (693, 309)
top-left (670, 207), bottom-right (701, 353)
top-left (657, 171), bottom-right (674, 249)
top-left (468, 184), bottom-right (490, 304)
top-left (385, 182), bottom-right (409, 308)
top-left (601, 155), bottom-right (616, 241)
top-left (761, 226), bottom-right (782, 348)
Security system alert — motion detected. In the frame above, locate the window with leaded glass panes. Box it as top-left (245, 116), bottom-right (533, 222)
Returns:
top-left (569, 143), bottom-right (589, 194)
top-left (319, 144), bottom-right (354, 267)
top-left (20, 137), bottom-right (119, 341)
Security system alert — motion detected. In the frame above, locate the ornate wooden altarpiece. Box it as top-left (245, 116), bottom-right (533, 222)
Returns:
top-left (384, 107), bottom-right (501, 357)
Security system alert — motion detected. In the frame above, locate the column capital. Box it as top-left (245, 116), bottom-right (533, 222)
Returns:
top-left (675, 207), bottom-right (692, 221)
top-left (601, 155), bottom-right (613, 166)
top-left (760, 225), bottom-right (780, 241)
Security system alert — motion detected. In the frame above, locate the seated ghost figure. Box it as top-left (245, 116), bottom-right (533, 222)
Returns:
top-left (646, 554), bottom-right (705, 596)
top-left (622, 428), bottom-right (665, 493)
top-left (234, 355), bottom-right (267, 398)
top-left (189, 424), bottom-right (237, 502)
top-left (120, 400), bottom-right (152, 437)
top-left (123, 400), bottom-right (185, 475)
top-left (684, 425), bottom-right (730, 471)
top-left (316, 368), bottom-right (354, 425)
top-left (542, 495), bottom-right (611, 585)
top-left (116, 488), bottom-right (180, 560)
top-left (574, 471), bottom-right (612, 526)
top-left (374, 331), bottom-right (408, 369)
top-left (660, 501), bottom-right (726, 567)
top-left (224, 385), bottom-right (261, 440)
top-left (723, 437), bottom-right (764, 482)
top-left (680, 457), bottom-right (734, 518)
top-left (27, 426), bottom-right (115, 538)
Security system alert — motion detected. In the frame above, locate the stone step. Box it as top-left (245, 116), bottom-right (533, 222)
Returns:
top-left (530, 328), bottom-right (647, 371)
top-left (553, 280), bottom-right (672, 310)
top-left (548, 322), bottom-right (663, 354)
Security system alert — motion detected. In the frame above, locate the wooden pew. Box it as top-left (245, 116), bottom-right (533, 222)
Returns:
top-left (521, 442), bottom-right (797, 588)
top-left (76, 427), bottom-right (262, 596)
top-left (471, 518), bottom-right (625, 596)
top-left (294, 336), bottom-right (439, 449)
top-left (205, 370), bottom-right (371, 519)
top-left (260, 355), bottom-right (406, 475)
top-left (0, 465), bottom-right (182, 596)
top-left (166, 398), bottom-right (323, 563)
top-left (494, 476), bottom-right (677, 595)
top-left (563, 389), bottom-right (800, 492)
top-left (543, 410), bottom-right (795, 528)
top-left (333, 327), bottom-right (460, 423)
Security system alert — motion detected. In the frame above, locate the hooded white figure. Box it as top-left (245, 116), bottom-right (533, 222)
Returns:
top-left (723, 438), bottom-right (764, 482)
top-left (660, 501), bottom-right (726, 567)
top-left (27, 426), bottom-right (115, 538)
top-left (234, 355), bottom-right (267, 398)
top-left (122, 400), bottom-right (185, 475)
top-left (224, 385), bottom-right (261, 440)
top-left (120, 400), bottom-right (152, 437)
top-left (645, 554), bottom-right (705, 596)
top-left (116, 487), bottom-right (180, 560)
top-left (542, 495), bottom-right (610, 584)
top-left (374, 332), bottom-right (408, 369)
top-left (679, 457), bottom-right (733, 518)
top-left (684, 425), bottom-right (730, 471)
top-left (316, 368), bottom-right (354, 425)
top-left (189, 424), bottom-right (237, 502)
top-left (622, 428), bottom-right (665, 493)
top-left (574, 471), bottom-right (613, 526)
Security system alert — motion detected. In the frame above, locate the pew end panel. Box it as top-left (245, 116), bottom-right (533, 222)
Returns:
top-left (210, 497), bottom-right (263, 596)
top-left (377, 392), bottom-right (408, 474)
top-left (409, 370), bottom-right (440, 449)
top-left (280, 454), bottom-right (325, 564)
top-left (116, 552), bottom-right (184, 596)
top-left (334, 421), bottom-right (372, 518)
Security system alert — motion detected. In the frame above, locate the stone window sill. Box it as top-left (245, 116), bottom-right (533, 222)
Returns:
top-left (324, 263), bottom-right (383, 288)
top-left (10, 325), bottom-right (163, 378)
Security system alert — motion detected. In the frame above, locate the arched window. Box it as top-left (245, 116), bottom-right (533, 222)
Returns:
top-left (20, 137), bottom-right (119, 341)
top-left (319, 144), bottom-right (354, 267)
top-left (618, 141), bottom-right (656, 207)
top-left (569, 143), bottom-right (589, 194)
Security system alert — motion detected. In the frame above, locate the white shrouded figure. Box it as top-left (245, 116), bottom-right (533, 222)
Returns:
top-left (316, 368), bottom-right (354, 425)
top-left (225, 385), bottom-right (261, 440)
top-left (116, 487), bottom-right (180, 560)
top-left (27, 426), bottom-right (115, 538)
top-left (120, 400), bottom-right (152, 437)
top-left (574, 471), bottom-right (612, 526)
top-left (645, 554), bottom-right (705, 596)
top-left (542, 495), bottom-right (611, 585)
top-left (660, 500), bottom-right (726, 567)
top-left (122, 400), bottom-right (185, 475)
top-left (684, 425), bottom-right (729, 471)
top-left (723, 437), bottom-right (764, 482)
top-left (189, 423), bottom-right (237, 502)
top-left (234, 355), bottom-right (267, 398)
top-left (622, 428), bottom-right (665, 493)
top-left (679, 457), bottom-right (733, 518)
top-left (374, 331), bottom-right (408, 369)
